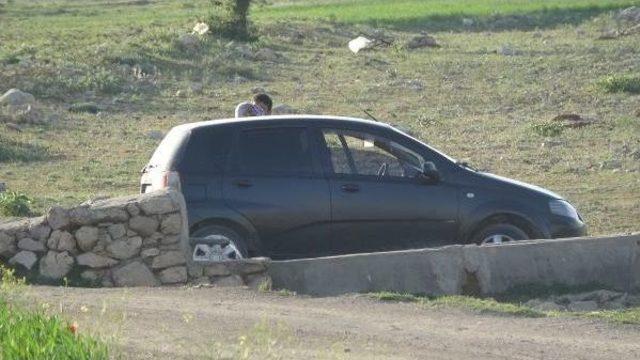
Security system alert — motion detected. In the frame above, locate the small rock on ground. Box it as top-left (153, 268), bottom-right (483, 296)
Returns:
top-left (0, 89), bottom-right (35, 106)
top-left (405, 34), bottom-right (439, 49)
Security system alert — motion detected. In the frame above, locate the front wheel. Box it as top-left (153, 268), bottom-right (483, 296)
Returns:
top-left (191, 225), bottom-right (248, 261)
top-left (471, 223), bottom-right (529, 245)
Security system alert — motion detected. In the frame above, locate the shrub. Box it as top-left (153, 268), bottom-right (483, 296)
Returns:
top-left (0, 265), bottom-right (25, 295)
top-left (76, 67), bottom-right (125, 94)
top-left (530, 121), bottom-right (564, 137)
top-left (28, 66), bottom-right (126, 99)
top-left (208, 0), bottom-right (255, 40)
top-left (597, 75), bottom-right (640, 94)
top-left (68, 102), bottom-right (101, 114)
top-left (0, 191), bottom-right (32, 217)
top-left (0, 53), bottom-right (20, 65)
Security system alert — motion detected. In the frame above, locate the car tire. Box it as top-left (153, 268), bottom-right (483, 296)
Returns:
top-left (191, 225), bottom-right (248, 261)
top-left (471, 223), bottom-right (529, 245)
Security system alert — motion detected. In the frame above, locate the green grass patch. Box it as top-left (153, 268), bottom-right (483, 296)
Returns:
top-left (0, 135), bottom-right (51, 163)
top-left (495, 282), bottom-right (609, 303)
top-left (370, 291), bottom-right (422, 302)
top-left (68, 102), bottom-right (101, 114)
top-left (615, 116), bottom-right (640, 130)
top-left (0, 300), bottom-right (109, 360)
top-left (31, 66), bottom-right (126, 99)
top-left (259, 0), bottom-right (637, 31)
top-left (371, 290), bottom-right (640, 325)
top-left (0, 191), bottom-right (32, 217)
top-left (530, 121), bottom-right (565, 137)
top-left (598, 75), bottom-right (640, 94)
top-left (370, 292), bottom-right (544, 317)
top-left (427, 295), bottom-right (544, 317)
top-left (0, 266), bottom-right (108, 359)
top-left (273, 288), bottom-right (296, 296)
top-left (584, 308), bottom-right (640, 325)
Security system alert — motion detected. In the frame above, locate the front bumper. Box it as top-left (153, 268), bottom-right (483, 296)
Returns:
top-left (549, 215), bottom-right (587, 239)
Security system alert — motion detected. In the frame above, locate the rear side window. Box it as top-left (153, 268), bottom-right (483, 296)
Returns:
top-left (178, 126), bottom-right (233, 174)
top-left (232, 127), bottom-right (313, 176)
top-left (147, 127), bottom-right (189, 171)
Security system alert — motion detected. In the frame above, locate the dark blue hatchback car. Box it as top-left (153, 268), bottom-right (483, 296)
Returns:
top-left (141, 115), bottom-right (586, 260)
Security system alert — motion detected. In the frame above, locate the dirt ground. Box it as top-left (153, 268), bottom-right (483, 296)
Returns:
top-left (24, 286), bottom-right (640, 359)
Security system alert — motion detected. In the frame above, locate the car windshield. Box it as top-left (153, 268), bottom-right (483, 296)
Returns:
top-left (388, 125), bottom-right (459, 165)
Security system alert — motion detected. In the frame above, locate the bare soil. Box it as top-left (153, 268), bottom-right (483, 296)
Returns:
top-left (25, 286), bottom-right (640, 359)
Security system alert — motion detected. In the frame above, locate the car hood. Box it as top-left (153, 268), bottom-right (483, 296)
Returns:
top-left (475, 171), bottom-right (563, 200)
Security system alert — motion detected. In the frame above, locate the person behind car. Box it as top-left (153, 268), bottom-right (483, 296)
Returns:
top-left (235, 93), bottom-right (273, 118)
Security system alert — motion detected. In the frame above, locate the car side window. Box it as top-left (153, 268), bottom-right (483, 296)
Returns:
top-left (322, 129), bottom-right (423, 179)
top-left (323, 132), bottom-right (352, 174)
top-left (233, 127), bottom-right (314, 176)
top-left (178, 127), bottom-right (233, 174)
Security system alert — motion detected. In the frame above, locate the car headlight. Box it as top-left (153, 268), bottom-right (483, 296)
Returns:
top-left (549, 200), bottom-right (580, 220)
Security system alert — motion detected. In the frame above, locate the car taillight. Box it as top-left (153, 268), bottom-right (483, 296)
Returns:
top-left (164, 171), bottom-right (182, 190)
top-left (151, 171), bottom-right (181, 192)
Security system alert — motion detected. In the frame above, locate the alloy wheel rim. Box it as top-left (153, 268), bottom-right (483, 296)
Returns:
top-left (204, 235), bottom-right (243, 261)
top-left (481, 234), bottom-right (515, 245)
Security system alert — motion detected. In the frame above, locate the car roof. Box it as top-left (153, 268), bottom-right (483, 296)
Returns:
top-left (171, 115), bottom-right (394, 133)
top-left (157, 114), bottom-right (458, 167)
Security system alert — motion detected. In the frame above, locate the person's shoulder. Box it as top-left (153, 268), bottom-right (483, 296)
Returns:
top-left (235, 101), bottom-right (252, 110)
top-left (235, 102), bottom-right (254, 117)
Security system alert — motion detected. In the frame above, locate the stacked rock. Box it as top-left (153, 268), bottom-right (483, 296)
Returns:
top-left (0, 190), bottom-right (188, 286)
top-left (1, 189), bottom-right (272, 288)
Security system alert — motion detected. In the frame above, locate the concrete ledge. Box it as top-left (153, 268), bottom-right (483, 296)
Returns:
top-left (269, 234), bottom-right (640, 297)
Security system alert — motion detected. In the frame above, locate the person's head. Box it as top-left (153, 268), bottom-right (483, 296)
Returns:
top-left (252, 93), bottom-right (273, 115)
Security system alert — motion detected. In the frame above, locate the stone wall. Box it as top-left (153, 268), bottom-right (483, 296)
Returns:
top-left (0, 189), bottom-right (270, 288)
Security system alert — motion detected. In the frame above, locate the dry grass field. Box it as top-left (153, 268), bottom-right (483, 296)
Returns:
top-left (1, 0), bottom-right (639, 236)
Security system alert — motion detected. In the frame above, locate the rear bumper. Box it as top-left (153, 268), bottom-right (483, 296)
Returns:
top-left (140, 172), bottom-right (151, 193)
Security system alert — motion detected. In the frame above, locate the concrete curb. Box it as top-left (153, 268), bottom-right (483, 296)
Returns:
top-left (269, 234), bottom-right (640, 297)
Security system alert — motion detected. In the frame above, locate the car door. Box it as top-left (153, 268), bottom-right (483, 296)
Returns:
top-left (178, 125), bottom-right (234, 224)
top-left (319, 127), bottom-right (459, 254)
top-left (223, 126), bottom-right (331, 259)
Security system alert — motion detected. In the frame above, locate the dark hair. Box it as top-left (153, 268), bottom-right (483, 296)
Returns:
top-left (253, 93), bottom-right (272, 111)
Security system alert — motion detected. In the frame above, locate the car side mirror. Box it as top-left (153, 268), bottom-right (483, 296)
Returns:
top-left (419, 161), bottom-right (440, 185)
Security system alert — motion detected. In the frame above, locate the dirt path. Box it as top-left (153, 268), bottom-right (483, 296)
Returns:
top-left (24, 286), bottom-right (640, 359)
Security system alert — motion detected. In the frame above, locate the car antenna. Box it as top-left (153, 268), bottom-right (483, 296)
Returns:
top-left (362, 108), bottom-right (380, 122)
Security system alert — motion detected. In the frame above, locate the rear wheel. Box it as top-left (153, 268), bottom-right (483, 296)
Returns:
top-left (471, 223), bottom-right (529, 245)
top-left (191, 225), bottom-right (248, 261)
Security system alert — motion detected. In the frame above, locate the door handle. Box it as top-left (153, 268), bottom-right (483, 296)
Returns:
top-left (340, 184), bottom-right (360, 193)
top-left (233, 179), bottom-right (253, 188)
